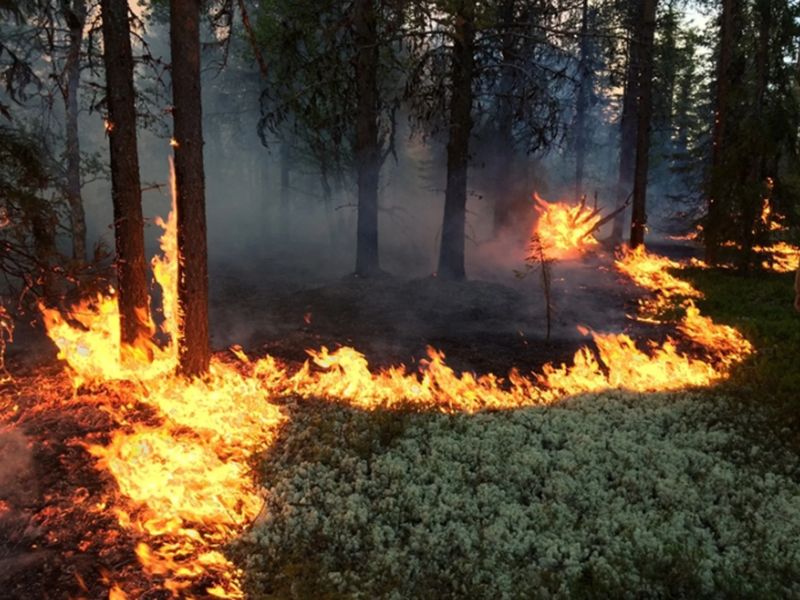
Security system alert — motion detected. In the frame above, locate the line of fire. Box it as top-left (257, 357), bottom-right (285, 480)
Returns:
top-left (1, 0), bottom-right (799, 598)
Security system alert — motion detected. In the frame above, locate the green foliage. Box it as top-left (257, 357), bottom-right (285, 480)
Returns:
top-left (255, 0), bottom-right (405, 178)
top-left (0, 124), bottom-right (63, 290)
top-left (682, 266), bottom-right (800, 425)
top-left (706, 0), bottom-right (800, 252)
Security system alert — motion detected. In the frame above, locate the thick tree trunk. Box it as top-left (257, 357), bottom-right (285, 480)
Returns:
top-left (492, 0), bottom-right (517, 234)
top-left (739, 0), bottom-right (770, 269)
top-left (353, 0), bottom-right (381, 276)
top-left (574, 0), bottom-right (590, 200)
top-left (100, 0), bottom-right (151, 346)
top-left (438, 1), bottom-right (475, 281)
top-left (705, 0), bottom-right (735, 263)
top-left (629, 0), bottom-right (658, 249)
top-left (611, 4), bottom-right (641, 242)
top-left (170, 0), bottom-right (210, 377)
top-left (64, 0), bottom-right (87, 262)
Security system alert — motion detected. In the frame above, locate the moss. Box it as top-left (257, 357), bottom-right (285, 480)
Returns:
top-left (681, 267), bottom-right (800, 428)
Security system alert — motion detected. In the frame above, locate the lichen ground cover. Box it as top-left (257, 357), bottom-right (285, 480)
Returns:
top-left (235, 391), bottom-right (800, 599)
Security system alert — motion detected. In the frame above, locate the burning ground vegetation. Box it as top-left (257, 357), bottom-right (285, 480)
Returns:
top-left (0, 198), bottom-right (799, 599)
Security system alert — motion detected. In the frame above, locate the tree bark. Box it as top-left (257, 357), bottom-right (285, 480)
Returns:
top-left (353, 0), bottom-right (381, 276)
top-left (739, 0), bottom-right (770, 269)
top-left (279, 137), bottom-right (291, 242)
top-left (100, 0), bottom-right (151, 346)
top-left (611, 3), bottom-right (641, 242)
top-left (705, 0), bottom-right (735, 263)
top-left (492, 0), bottom-right (517, 234)
top-left (574, 0), bottom-right (590, 200)
top-left (438, 1), bottom-right (475, 281)
top-left (629, 0), bottom-right (658, 249)
top-left (63, 0), bottom-right (87, 262)
top-left (170, 0), bottom-right (210, 376)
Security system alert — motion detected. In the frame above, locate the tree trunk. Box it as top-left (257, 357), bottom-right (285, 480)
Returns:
top-left (739, 0), bottom-right (770, 270)
top-left (170, 0), bottom-right (210, 377)
top-left (438, 1), bottom-right (475, 281)
top-left (629, 0), bottom-right (658, 249)
top-left (574, 0), bottom-right (590, 200)
top-left (353, 0), bottom-right (381, 276)
top-left (658, 0), bottom-right (678, 140)
top-left (63, 0), bottom-right (87, 263)
top-left (100, 0), bottom-right (151, 346)
top-left (705, 0), bottom-right (735, 263)
top-left (279, 137), bottom-right (291, 243)
top-left (611, 3), bottom-right (641, 242)
top-left (492, 0), bottom-right (517, 234)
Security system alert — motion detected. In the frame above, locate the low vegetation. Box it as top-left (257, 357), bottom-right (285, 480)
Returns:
top-left (232, 266), bottom-right (800, 599)
top-left (684, 267), bottom-right (800, 425)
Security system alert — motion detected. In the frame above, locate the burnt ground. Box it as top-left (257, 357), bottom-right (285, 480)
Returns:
top-left (0, 246), bottom-right (689, 599)
top-left (0, 372), bottom-right (172, 600)
top-left (206, 250), bottom-right (666, 377)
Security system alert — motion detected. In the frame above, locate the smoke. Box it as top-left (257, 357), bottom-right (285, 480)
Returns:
top-left (0, 428), bottom-right (35, 506)
top-left (65, 15), bottom-right (684, 364)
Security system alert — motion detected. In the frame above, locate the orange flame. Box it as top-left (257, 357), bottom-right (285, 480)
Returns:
top-left (755, 242), bottom-right (800, 273)
top-left (532, 193), bottom-right (603, 260)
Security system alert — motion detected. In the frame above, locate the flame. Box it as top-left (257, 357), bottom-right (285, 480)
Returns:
top-left (33, 177), bottom-right (754, 595)
top-left (615, 246), bottom-right (703, 315)
top-left (679, 301), bottom-right (753, 367)
top-left (755, 242), bottom-right (800, 273)
top-left (615, 247), bottom-right (752, 369)
top-left (531, 193), bottom-right (603, 259)
top-left (760, 197), bottom-right (772, 227)
top-left (0, 305), bottom-right (12, 380)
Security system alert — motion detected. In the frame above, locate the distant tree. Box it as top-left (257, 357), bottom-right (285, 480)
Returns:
top-left (1, 0), bottom-right (92, 262)
top-left (486, 0), bottom-right (520, 233)
top-left (704, 0), bottom-right (800, 265)
top-left (407, 0), bottom-right (575, 278)
top-left (704, 0), bottom-right (736, 263)
top-left (611, 0), bottom-right (640, 242)
top-left (353, 0), bottom-right (382, 275)
top-left (62, 0), bottom-right (88, 262)
top-left (255, 0), bottom-right (406, 277)
top-left (630, 0), bottom-right (658, 248)
top-left (651, 0), bottom-right (679, 147)
top-left (437, 0), bottom-right (475, 281)
top-left (170, 0), bottom-right (210, 376)
top-left (100, 0), bottom-right (152, 347)
top-left (573, 0), bottom-right (594, 200)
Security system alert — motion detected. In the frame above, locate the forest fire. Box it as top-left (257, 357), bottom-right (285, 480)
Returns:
top-left (3, 197), bottom-right (756, 597)
top-left (2, 0), bottom-right (798, 593)
top-left (532, 192), bottom-right (603, 259)
top-left (615, 246), bottom-right (702, 313)
top-left (756, 241), bottom-right (800, 273)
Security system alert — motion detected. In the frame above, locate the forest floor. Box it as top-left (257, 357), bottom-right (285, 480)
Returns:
top-left (1, 246), bottom-right (798, 598)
